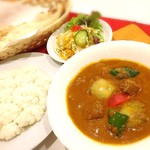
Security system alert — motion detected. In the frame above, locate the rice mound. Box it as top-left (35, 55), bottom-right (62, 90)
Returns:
top-left (0, 66), bottom-right (51, 140)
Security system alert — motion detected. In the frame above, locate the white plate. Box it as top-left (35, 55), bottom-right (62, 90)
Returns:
top-left (0, 52), bottom-right (62, 150)
top-left (47, 41), bottom-right (150, 150)
top-left (47, 19), bottom-right (113, 63)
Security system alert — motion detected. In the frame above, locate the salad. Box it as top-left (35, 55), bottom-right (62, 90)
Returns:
top-left (55, 11), bottom-right (104, 60)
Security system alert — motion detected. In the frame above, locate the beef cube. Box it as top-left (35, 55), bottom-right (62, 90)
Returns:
top-left (120, 79), bottom-right (141, 95)
top-left (84, 100), bottom-right (105, 120)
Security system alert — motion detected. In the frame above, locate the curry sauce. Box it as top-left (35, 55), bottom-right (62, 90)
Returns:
top-left (67, 59), bottom-right (150, 144)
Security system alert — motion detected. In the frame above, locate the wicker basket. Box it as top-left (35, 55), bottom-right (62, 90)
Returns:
top-left (0, 0), bottom-right (71, 60)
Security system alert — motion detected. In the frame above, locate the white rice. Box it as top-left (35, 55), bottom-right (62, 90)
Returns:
top-left (0, 66), bottom-right (51, 140)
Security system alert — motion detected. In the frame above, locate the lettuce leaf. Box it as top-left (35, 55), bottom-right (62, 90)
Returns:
top-left (64, 11), bottom-right (102, 31)
top-left (85, 11), bottom-right (102, 30)
top-left (64, 14), bottom-right (87, 31)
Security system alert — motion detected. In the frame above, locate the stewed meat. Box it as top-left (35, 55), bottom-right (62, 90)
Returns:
top-left (84, 100), bottom-right (105, 120)
top-left (120, 79), bottom-right (141, 95)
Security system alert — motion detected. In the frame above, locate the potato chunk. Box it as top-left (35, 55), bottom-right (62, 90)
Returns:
top-left (91, 78), bottom-right (115, 99)
top-left (120, 101), bottom-right (148, 127)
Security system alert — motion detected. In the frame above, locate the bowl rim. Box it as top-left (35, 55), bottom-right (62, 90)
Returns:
top-left (47, 40), bottom-right (150, 150)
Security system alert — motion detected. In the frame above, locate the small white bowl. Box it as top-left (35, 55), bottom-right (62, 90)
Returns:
top-left (47, 41), bottom-right (150, 150)
top-left (47, 19), bottom-right (112, 63)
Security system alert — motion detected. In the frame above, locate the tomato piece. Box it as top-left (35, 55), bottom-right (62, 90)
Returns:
top-left (108, 93), bottom-right (129, 107)
top-left (71, 25), bottom-right (82, 32)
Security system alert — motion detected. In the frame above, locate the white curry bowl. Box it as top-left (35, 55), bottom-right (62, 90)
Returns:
top-left (47, 41), bottom-right (150, 150)
top-left (47, 19), bottom-right (112, 63)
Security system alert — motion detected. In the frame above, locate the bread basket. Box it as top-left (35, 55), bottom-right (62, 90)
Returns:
top-left (0, 0), bottom-right (71, 60)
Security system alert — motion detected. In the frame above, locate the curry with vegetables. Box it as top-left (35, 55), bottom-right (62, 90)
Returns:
top-left (66, 59), bottom-right (150, 144)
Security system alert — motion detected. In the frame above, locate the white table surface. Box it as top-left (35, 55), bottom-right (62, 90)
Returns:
top-left (35, 0), bottom-right (150, 150)
top-left (71, 0), bottom-right (150, 24)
